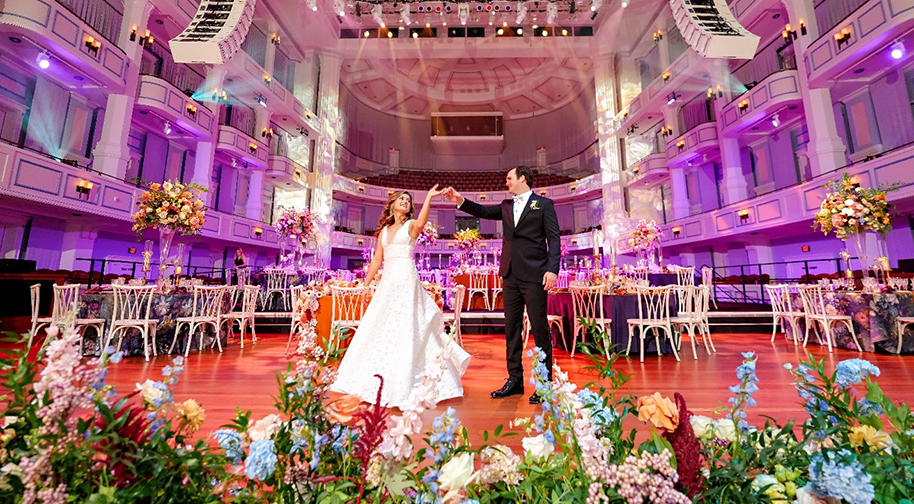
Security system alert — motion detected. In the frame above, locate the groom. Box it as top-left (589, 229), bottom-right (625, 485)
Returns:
top-left (445, 166), bottom-right (560, 404)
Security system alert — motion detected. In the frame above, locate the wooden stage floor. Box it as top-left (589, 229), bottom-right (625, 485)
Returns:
top-left (63, 330), bottom-right (911, 449)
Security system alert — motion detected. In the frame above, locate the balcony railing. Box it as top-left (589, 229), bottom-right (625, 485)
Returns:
top-left (814, 0), bottom-right (870, 35)
top-left (219, 101), bottom-right (256, 138)
top-left (57, 0), bottom-right (123, 43)
top-left (732, 38), bottom-right (797, 91)
top-left (139, 41), bottom-right (206, 96)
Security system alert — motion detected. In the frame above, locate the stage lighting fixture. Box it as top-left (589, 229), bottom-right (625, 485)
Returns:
top-left (164, 121), bottom-right (172, 135)
top-left (305, 0), bottom-right (317, 11)
top-left (546, 2), bottom-right (557, 24)
top-left (256, 95), bottom-right (267, 108)
top-left (591, 0), bottom-right (603, 11)
top-left (666, 93), bottom-right (677, 105)
top-left (401, 3), bottom-right (412, 25)
top-left (36, 51), bottom-right (51, 69)
top-left (621, 0), bottom-right (628, 7)
top-left (771, 113), bottom-right (780, 128)
top-left (372, 4), bottom-right (384, 26)
top-left (334, 0), bottom-right (345, 16)
top-left (458, 3), bottom-right (469, 25)
top-left (516, 2), bottom-right (527, 24)
top-left (891, 41), bottom-right (905, 60)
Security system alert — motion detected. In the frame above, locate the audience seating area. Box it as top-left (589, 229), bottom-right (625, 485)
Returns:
top-left (358, 169), bottom-right (575, 192)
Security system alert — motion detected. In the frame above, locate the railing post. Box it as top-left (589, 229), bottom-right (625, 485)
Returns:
top-left (100, 259), bottom-right (107, 285)
top-left (87, 259), bottom-right (96, 289)
top-left (740, 264), bottom-right (747, 304)
top-left (804, 261), bottom-right (810, 284)
top-left (131, 262), bottom-right (137, 279)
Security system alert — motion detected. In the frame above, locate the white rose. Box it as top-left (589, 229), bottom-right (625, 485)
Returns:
top-left (438, 452), bottom-right (477, 501)
top-left (713, 418), bottom-right (737, 442)
top-left (690, 415), bottom-right (714, 441)
top-left (795, 485), bottom-right (840, 504)
top-left (522, 434), bottom-right (555, 460)
top-left (844, 199), bottom-right (854, 207)
top-left (248, 413), bottom-right (283, 441)
top-left (135, 379), bottom-right (165, 407)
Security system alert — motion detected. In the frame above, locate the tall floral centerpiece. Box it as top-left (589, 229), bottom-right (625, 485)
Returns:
top-left (417, 222), bottom-right (439, 270)
top-left (813, 173), bottom-right (896, 278)
top-left (628, 219), bottom-right (664, 272)
top-left (276, 207), bottom-right (316, 269)
top-left (132, 180), bottom-right (206, 291)
top-left (454, 228), bottom-right (480, 266)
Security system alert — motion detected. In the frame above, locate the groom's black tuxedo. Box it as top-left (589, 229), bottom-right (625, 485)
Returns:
top-left (459, 193), bottom-right (560, 384)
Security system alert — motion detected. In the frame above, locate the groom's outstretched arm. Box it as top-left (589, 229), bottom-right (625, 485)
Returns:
top-left (543, 199), bottom-right (561, 274)
top-left (445, 187), bottom-right (502, 220)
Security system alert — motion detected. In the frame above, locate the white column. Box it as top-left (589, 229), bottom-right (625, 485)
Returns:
top-left (310, 53), bottom-right (342, 267)
top-left (59, 223), bottom-right (97, 270)
top-left (255, 109), bottom-right (272, 141)
top-left (246, 170), bottom-right (265, 219)
top-left (190, 66), bottom-right (226, 206)
top-left (783, 0), bottom-right (847, 176)
top-left (594, 55), bottom-right (624, 215)
top-left (711, 60), bottom-right (750, 205)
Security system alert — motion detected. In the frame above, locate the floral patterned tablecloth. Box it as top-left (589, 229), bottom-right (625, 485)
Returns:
top-left (783, 291), bottom-right (914, 353)
top-left (79, 292), bottom-right (231, 357)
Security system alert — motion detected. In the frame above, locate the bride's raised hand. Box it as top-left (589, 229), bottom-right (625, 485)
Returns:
top-left (427, 184), bottom-right (446, 198)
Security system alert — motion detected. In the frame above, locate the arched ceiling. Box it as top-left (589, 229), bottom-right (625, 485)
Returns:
top-left (340, 57), bottom-right (594, 119)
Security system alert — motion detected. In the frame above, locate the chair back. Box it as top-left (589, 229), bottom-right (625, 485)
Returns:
top-left (556, 271), bottom-right (569, 290)
top-left (797, 285), bottom-right (828, 317)
top-left (111, 285), bottom-right (156, 323)
top-left (265, 269), bottom-right (290, 292)
top-left (766, 284), bottom-right (793, 315)
top-left (570, 284), bottom-right (606, 324)
top-left (672, 284), bottom-right (696, 317)
top-left (634, 285), bottom-right (671, 322)
top-left (693, 285), bottom-right (711, 321)
top-left (51, 284), bottom-right (82, 324)
top-left (290, 284), bottom-right (307, 318)
top-left (419, 271), bottom-right (435, 283)
top-left (329, 285), bottom-right (364, 323)
top-left (191, 285), bottom-right (227, 319)
top-left (469, 271), bottom-right (488, 290)
top-left (676, 267), bottom-right (695, 286)
top-left (631, 267), bottom-right (648, 281)
top-left (450, 285), bottom-right (466, 318)
top-left (236, 267), bottom-right (251, 288)
top-left (701, 267), bottom-right (713, 287)
top-left (241, 284), bottom-right (259, 316)
top-left (30, 283), bottom-right (41, 322)
top-left (492, 274), bottom-right (503, 290)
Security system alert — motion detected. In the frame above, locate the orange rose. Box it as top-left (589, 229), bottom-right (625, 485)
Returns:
top-left (637, 392), bottom-right (679, 432)
top-left (325, 394), bottom-right (363, 426)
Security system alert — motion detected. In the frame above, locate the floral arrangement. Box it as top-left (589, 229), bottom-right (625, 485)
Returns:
top-left (813, 173), bottom-right (897, 240)
top-left (361, 247), bottom-right (373, 263)
top-left (0, 323), bottom-right (228, 503)
top-left (131, 180), bottom-right (206, 236)
top-left (422, 281), bottom-right (444, 309)
top-left (454, 228), bottom-right (481, 251)
top-left (417, 222), bottom-right (439, 247)
top-left (276, 207), bottom-right (316, 245)
top-left (627, 219), bottom-right (663, 252)
top-left (561, 241), bottom-right (569, 257)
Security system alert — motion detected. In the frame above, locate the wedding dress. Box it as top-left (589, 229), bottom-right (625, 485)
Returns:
top-left (332, 220), bottom-right (471, 408)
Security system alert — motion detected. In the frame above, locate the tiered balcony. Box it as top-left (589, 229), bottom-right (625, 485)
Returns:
top-left (0, 140), bottom-right (278, 247)
top-left (806, 0), bottom-right (914, 88)
top-left (0, 0), bottom-right (129, 91)
top-left (136, 75), bottom-right (216, 138)
top-left (719, 70), bottom-right (802, 136)
top-left (665, 123), bottom-right (718, 167)
top-left (617, 50), bottom-right (707, 132)
top-left (267, 154), bottom-right (309, 187)
top-left (625, 153), bottom-right (669, 187)
top-left (217, 126), bottom-right (269, 168)
top-left (661, 143), bottom-right (914, 247)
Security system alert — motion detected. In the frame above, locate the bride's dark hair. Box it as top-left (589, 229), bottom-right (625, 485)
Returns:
top-left (375, 191), bottom-right (414, 237)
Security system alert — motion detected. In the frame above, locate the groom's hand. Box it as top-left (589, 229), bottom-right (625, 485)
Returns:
top-left (542, 272), bottom-right (557, 291)
top-left (444, 187), bottom-right (463, 205)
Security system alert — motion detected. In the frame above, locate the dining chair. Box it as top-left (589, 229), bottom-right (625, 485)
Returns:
top-left (626, 285), bottom-right (678, 362)
top-left (106, 285), bottom-right (158, 361)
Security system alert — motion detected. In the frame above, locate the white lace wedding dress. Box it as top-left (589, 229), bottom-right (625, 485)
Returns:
top-left (332, 220), bottom-right (471, 408)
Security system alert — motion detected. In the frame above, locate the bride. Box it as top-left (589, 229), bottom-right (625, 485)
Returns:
top-left (332, 185), bottom-right (471, 408)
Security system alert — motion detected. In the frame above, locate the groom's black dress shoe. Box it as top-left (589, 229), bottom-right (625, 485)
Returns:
top-left (491, 379), bottom-right (524, 398)
top-left (529, 393), bottom-right (542, 405)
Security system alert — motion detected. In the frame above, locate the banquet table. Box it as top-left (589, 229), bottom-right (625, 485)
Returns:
top-left (782, 291), bottom-right (914, 353)
top-left (648, 273), bottom-right (680, 286)
top-left (454, 273), bottom-right (504, 310)
top-left (79, 291), bottom-right (231, 357)
top-left (547, 292), bottom-right (675, 355)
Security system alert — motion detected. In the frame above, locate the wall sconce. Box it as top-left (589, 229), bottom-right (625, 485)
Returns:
top-left (798, 19), bottom-right (807, 36)
top-left (186, 104), bottom-right (197, 117)
top-left (782, 24), bottom-right (797, 41)
top-left (662, 71), bottom-right (671, 81)
top-left (539, 190), bottom-right (547, 196)
top-left (263, 74), bottom-right (272, 84)
top-left (447, 243), bottom-right (455, 249)
top-left (84, 36), bottom-right (101, 56)
top-left (672, 226), bottom-right (681, 237)
top-left (571, 238), bottom-right (578, 244)
top-left (835, 27), bottom-right (852, 49)
top-left (76, 179), bottom-right (93, 200)
top-left (738, 99), bottom-right (750, 113)
top-left (294, 168), bottom-right (303, 180)
top-left (623, 111), bottom-right (629, 119)
top-left (480, 243), bottom-right (488, 249)
top-left (137, 29), bottom-right (153, 48)
top-left (570, 184), bottom-right (577, 192)
top-left (358, 185), bottom-right (365, 192)
top-left (738, 209), bottom-right (750, 223)
top-left (653, 29), bottom-right (663, 42)
top-left (212, 89), bottom-right (228, 103)
top-left (249, 142), bottom-right (258, 153)
top-left (261, 127), bottom-right (273, 139)
top-left (387, 190), bottom-right (394, 196)
top-left (357, 238), bottom-right (364, 245)
top-left (707, 84), bottom-right (723, 100)
top-left (660, 125), bottom-right (673, 137)
top-left (253, 227), bottom-right (263, 236)
top-left (271, 33), bottom-right (281, 45)
top-left (676, 140), bottom-right (686, 151)
top-left (479, 194), bottom-right (487, 200)
top-left (632, 166), bottom-right (640, 174)
top-left (130, 25), bottom-right (138, 41)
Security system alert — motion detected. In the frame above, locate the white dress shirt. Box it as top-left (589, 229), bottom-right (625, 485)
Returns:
top-left (512, 190), bottom-right (532, 226)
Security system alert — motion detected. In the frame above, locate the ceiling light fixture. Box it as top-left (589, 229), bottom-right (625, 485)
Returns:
top-left (305, 0), bottom-right (317, 11)
top-left (771, 113), bottom-right (780, 127)
top-left (591, 0), bottom-right (603, 11)
top-left (36, 51), bottom-right (51, 69)
top-left (333, 0), bottom-right (345, 16)
top-left (164, 121), bottom-right (172, 135)
top-left (891, 40), bottom-right (905, 60)
top-left (621, 0), bottom-right (628, 7)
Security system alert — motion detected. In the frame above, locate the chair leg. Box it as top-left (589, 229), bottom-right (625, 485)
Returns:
top-left (802, 319), bottom-right (812, 347)
top-left (688, 325), bottom-right (698, 360)
top-left (898, 321), bottom-right (908, 354)
top-left (250, 317), bottom-right (257, 343)
top-left (770, 315), bottom-right (779, 342)
top-left (169, 322), bottom-right (183, 354)
top-left (844, 320), bottom-right (861, 352)
top-left (285, 325), bottom-right (296, 354)
top-left (142, 327), bottom-right (150, 362)
top-left (664, 325), bottom-right (681, 361)
top-left (821, 321), bottom-right (834, 353)
top-left (625, 324), bottom-right (634, 357)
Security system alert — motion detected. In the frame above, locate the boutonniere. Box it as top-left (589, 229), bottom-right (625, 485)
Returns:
top-left (529, 200), bottom-right (540, 211)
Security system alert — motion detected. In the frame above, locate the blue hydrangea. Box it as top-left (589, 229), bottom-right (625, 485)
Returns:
top-left (577, 388), bottom-right (616, 434)
top-left (104, 346), bottom-right (124, 364)
top-left (857, 398), bottom-right (885, 417)
top-left (729, 352), bottom-right (759, 432)
top-left (422, 469), bottom-right (440, 494)
top-left (835, 359), bottom-right (880, 389)
top-left (245, 439), bottom-right (278, 481)
top-left (426, 407), bottom-right (460, 464)
top-left (808, 449), bottom-right (875, 504)
top-left (213, 429), bottom-right (245, 464)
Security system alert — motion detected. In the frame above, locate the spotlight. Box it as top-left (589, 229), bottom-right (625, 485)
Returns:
top-left (333, 0), bottom-right (345, 16)
top-left (891, 40), bottom-right (905, 60)
top-left (515, 2), bottom-right (527, 24)
top-left (36, 51), bottom-right (51, 69)
top-left (591, 0), bottom-right (603, 11)
top-left (164, 121), bottom-right (172, 135)
top-left (666, 93), bottom-right (677, 105)
top-left (545, 2), bottom-right (557, 24)
top-left (621, 0), bottom-right (628, 7)
top-left (256, 95), bottom-right (267, 108)
top-left (305, 0), bottom-right (317, 11)
top-left (401, 3), bottom-right (411, 25)
top-left (517, 28), bottom-right (523, 35)
top-left (458, 3), bottom-right (469, 25)
top-left (771, 113), bottom-right (780, 128)
top-left (372, 4), bottom-right (384, 26)
top-left (497, 28), bottom-right (504, 35)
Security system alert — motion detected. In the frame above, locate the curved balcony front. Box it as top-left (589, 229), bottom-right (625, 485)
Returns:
top-left (625, 153), bottom-right (669, 187)
top-left (136, 75), bottom-right (215, 138)
top-left (806, 0), bottom-right (914, 88)
top-left (719, 70), bottom-right (802, 137)
top-left (216, 126), bottom-right (268, 168)
top-left (267, 155), bottom-right (308, 187)
top-left (0, 0), bottom-right (128, 92)
top-left (665, 122), bottom-right (719, 167)
top-left (618, 50), bottom-right (707, 131)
